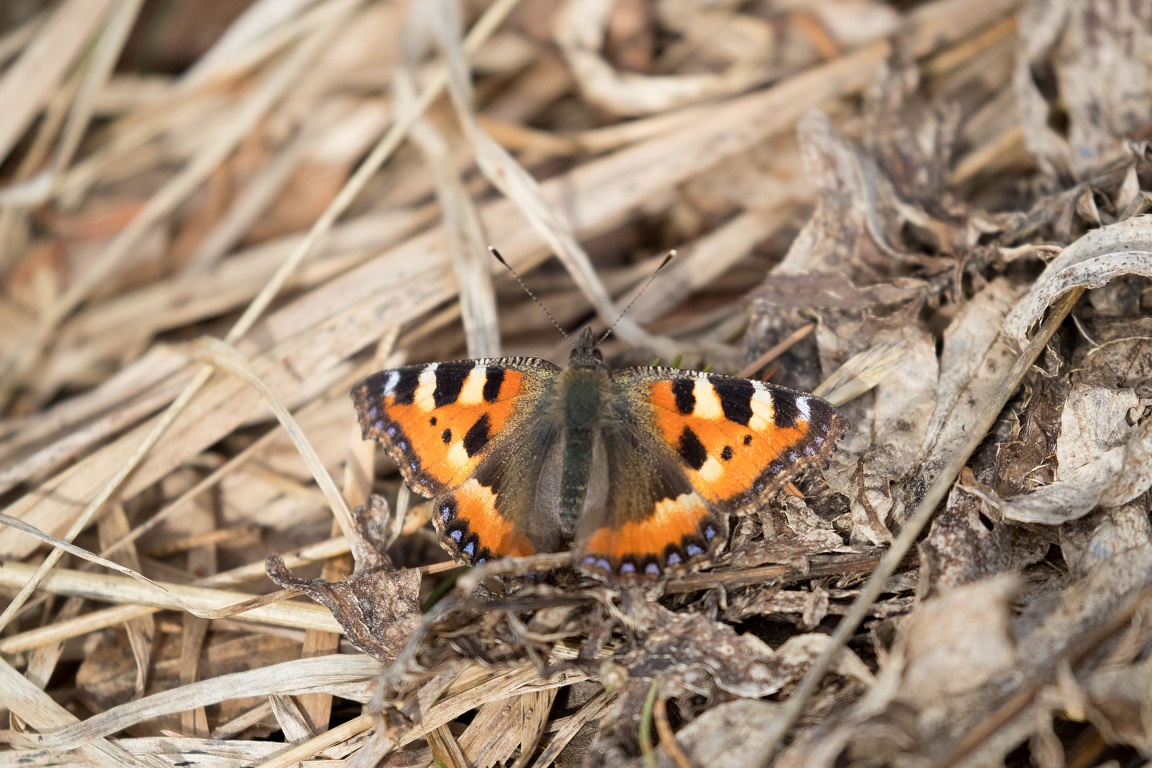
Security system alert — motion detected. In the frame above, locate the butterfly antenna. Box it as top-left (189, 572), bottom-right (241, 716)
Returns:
top-left (598, 249), bottom-right (675, 345)
top-left (489, 247), bottom-right (571, 343)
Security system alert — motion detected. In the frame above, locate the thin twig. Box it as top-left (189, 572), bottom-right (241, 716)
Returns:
top-left (655, 693), bottom-right (695, 768)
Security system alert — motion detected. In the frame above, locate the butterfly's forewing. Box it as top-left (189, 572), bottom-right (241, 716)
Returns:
top-left (618, 368), bottom-right (847, 511)
top-left (351, 358), bottom-right (558, 496)
top-left (426, 427), bottom-right (567, 564)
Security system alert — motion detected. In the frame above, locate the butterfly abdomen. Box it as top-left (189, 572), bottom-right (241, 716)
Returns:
top-left (550, 366), bottom-right (613, 538)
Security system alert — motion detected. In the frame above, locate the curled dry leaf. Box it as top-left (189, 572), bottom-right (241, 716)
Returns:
top-left (773, 493), bottom-right (847, 552)
top-left (554, 0), bottom-right (779, 116)
top-left (1003, 216), bottom-right (1152, 347)
top-left (1001, 384), bottom-right (1152, 525)
top-left (266, 497), bottom-right (421, 662)
top-left (897, 574), bottom-right (1020, 709)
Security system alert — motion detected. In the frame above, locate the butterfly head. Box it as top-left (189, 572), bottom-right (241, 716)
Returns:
top-left (569, 326), bottom-right (605, 369)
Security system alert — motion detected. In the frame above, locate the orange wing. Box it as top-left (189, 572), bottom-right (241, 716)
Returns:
top-left (573, 423), bottom-right (728, 579)
top-left (620, 368), bottom-right (848, 512)
top-left (351, 358), bottom-right (563, 565)
top-left (572, 369), bottom-right (845, 580)
top-left (351, 358), bottom-right (557, 496)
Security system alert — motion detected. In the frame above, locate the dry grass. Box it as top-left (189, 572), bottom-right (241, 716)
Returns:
top-left (1, 0), bottom-right (1152, 766)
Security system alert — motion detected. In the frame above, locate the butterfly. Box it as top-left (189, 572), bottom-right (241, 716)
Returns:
top-left (351, 326), bottom-right (847, 579)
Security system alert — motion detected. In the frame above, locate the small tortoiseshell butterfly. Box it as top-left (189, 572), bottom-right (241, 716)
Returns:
top-left (351, 326), bottom-right (847, 580)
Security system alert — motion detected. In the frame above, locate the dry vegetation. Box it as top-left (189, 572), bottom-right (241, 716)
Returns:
top-left (1, 0), bottom-right (1151, 766)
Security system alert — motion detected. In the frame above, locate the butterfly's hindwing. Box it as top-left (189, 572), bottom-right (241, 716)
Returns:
top-left (572, 417), bottom-right (728, 578)
top-left (430, 414), bottom-right (565, 564)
